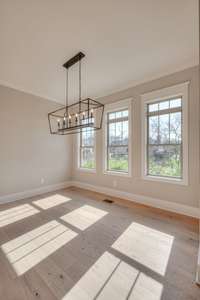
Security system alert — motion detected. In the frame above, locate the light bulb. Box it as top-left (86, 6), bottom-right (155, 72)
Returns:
top-left (68, 115), bottom-right (72, 126)
top-left (57, 119), bottom-right (61, 129)
top-left (90, 109), bottom-right (94, 118)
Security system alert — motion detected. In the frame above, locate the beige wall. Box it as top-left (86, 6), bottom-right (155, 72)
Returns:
top-left (72, 66), bottom-right (199, 208)
top-left (0, 66), bottom-right (199, 208)
top-left (0, 85), bottom-right (72, 197)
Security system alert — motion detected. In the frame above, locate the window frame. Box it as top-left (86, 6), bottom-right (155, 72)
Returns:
top-left (77, 127), bottom-right (96, 173)
top-left (103, 98), bottom-right (132, 177)
top-left (141, 82), bottom-right (189, 185)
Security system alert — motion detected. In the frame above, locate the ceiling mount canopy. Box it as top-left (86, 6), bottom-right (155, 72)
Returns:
top-left (48, 52), bottom-right (104, 135)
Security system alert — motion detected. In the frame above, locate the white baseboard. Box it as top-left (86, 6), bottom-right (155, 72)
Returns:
top-left (196, 246), bottom-right (200, 286)
top-left (71, 180), bottom-right (200, 219)
top-left (0, 181), bottom-right (71, 204)
top-left (1, 180), bottom-right (199, 219)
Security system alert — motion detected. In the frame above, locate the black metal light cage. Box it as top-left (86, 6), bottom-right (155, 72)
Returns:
top-left (48, 98), bottom-right (104, 135)
top-left (48, 52), bottom-right (104, 135)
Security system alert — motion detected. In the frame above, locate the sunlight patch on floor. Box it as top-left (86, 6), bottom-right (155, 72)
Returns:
top-left (112, 222), bottom-right (174, 276)
top-left (128, 273), bottom-right (163, 300)
top-left (62, 251), bottom-right (163, 300)
top-left (60, 205), bottom-right (108, 230)
top-left (33, 194), bottom-right (71, 209)
top-left (1, 220), bottom-right (77, 275)
top-left (0, 204), bottom-right (39, 228)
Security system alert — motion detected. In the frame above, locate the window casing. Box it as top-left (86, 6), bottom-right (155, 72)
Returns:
top-left (107, 109), bottom-right (129, 173)
top-left (79, 127), bottom-right (95, 170)
top-left (142, 83), bottom-right (189, 185)
top-left (103, 99), bottom-right (132, 176)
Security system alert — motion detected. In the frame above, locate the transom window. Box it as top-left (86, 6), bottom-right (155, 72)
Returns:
top-left (147, 98), bottom-right (182, 179)
top-left (106, 109), bottom-right (129, 173)
top-left (79, 128), bottom-right (95, 169)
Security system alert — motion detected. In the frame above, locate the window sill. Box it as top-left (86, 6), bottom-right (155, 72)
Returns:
top-left (142, 175), bottom-right (188, 186)
top-left (104, 170), bottom-right (131, 178)
top-left (78, 168), bottom-right (96, 174)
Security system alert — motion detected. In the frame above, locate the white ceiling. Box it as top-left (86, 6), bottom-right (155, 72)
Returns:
top-left (0, 0), bottom-right (198, 104)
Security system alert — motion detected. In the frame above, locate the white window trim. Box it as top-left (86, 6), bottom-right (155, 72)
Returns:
top-left (77, 130), bottom-right (96, 173)
top-left (103, 98), bottom-right (132, 177)
top-left (141, 82), bottom-right (189, 185)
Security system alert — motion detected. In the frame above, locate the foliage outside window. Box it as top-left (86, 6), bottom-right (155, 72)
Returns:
top-left (147, 98), bottom-right (182, 179)
top-left (106, 109), bottom-right (129, 173)
top-left (80, 127), bottom-right (95, 169)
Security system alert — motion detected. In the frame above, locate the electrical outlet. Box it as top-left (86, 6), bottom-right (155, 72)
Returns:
top-left (113, 180), bottom-right (117, 188)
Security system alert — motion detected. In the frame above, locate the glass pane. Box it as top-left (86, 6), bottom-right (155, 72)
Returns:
top-left (148, 145), bottom-right (181, 178)
top-left (170, 112), bottom-right (182, 144)
top-left (108, 120), bottom-right (128, 146)
top-left (148, 103), bottom-right (158, 112)
top-left (148, 115), bottom-right (158, 144)
top-left (108, 112), bottom-right (116, 120)
top-left (170, 98), bottom-right (182, 108)
top-left (80, 148), bottom-right (95, 169)
top-left (123, 120), bottom-right (128, 143)
top-left (81, 129), bottom-right (94, 147)
top-left (108, 146), bottom-right (128, 172)
top-left (108, 110), bottom-right (128, 121)
top-left (122, 110), bottom-right (128, 117)
top-left (116, 111), bottom-right (122, 118)
top-left (159, 114), bottom-right (169, 144)
top-left (159, 101), bottom-right (169, 111)
top-left (108, 123), bottom-right (115, 145)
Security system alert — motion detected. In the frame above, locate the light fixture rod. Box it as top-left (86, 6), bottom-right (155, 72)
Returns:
top-left (79, 59), bottom-right (81, 101)
top-left (65, 68), bottom-right (68, 107)
top-left (48, 52), bottom-right (104, 135)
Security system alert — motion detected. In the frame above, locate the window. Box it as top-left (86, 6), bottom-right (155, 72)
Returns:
top-left (79, 127), bottom-right (95, 170)
top-left (142, 83), bottom-right (189, 184)
top-left (147, 98), bottom-right (182, 178)
top-left (107, 109), bottom-right (129, 173)
top-left (104, 99), bottom-right (132, 175)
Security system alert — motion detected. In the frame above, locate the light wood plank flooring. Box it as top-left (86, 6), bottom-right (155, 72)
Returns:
top-left (0, 187), bottom-right (199, 300)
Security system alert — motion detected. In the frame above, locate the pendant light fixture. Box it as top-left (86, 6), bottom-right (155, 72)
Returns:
top-left (48, 52), bottom-right (104, 135)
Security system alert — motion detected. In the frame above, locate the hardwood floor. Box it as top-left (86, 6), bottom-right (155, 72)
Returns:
top-left (0, 187), bottom-right (199, 300)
